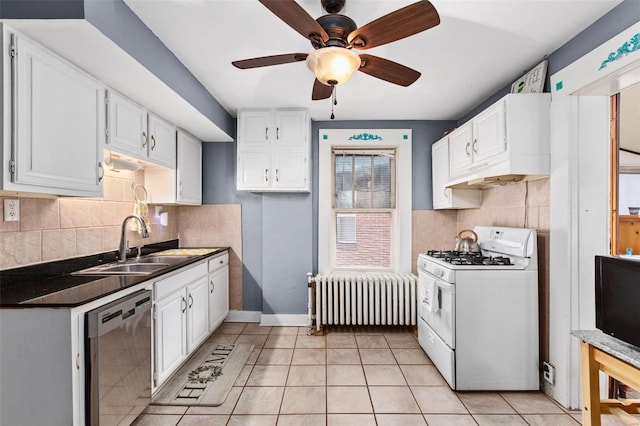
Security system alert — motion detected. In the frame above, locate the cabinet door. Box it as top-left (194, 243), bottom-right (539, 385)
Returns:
top-left (274, 110), bottom-right (308, 147)
top-left (106, 91), bottom-right (147, 160)
top-left (272, 151), bottom-right (309, 191)
top-left (432, 138), bottom-right (451, 209)
top-left (448, 123), bottom-right (473, 179)
top-left (237, 151), bottom-right (271, 190)
top-left (12, 34), bottom-right (104, 196)
top-left (472, 100), bottom-right (506, 164)
top-left (148, 114), bottom-right (176, 168)
top-left (155, 292), bottom-right (187, 386)
top-left (176, 131), bottom-right (202, 204)
top-left (186, 277), bottom-right (210, 353)
top-left (238, 110), bottom-right (271, 147)
top-left (209, 265), bottom-right (229, 332)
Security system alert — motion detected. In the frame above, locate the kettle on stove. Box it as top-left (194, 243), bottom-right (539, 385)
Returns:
top-left (455, 229), bottom-right (481, 253)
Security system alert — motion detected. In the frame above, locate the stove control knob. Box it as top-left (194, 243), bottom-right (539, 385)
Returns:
top-left (434, 268), bottom-right (444, 277)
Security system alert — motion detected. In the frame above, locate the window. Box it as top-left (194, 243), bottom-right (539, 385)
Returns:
top-left (332, 149), bottom-right (396, 270)
top-left (318, 129), bottom-right (411, 273)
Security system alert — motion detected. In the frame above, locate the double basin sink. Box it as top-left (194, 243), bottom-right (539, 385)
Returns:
top-left (71, 255), bottom-right (193, 276)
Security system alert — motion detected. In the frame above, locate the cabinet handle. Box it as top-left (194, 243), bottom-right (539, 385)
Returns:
top-left (465, 142), bottom-right (471, 156)
top-left (181, 296), bottom-right (187, 313)
top-left (265, 169), bottom-right (269, 182)
top-left (179, 182), bottom-right (183, 195)
top-left (265, 127), bottom-right (268, 140)
top-left (151, 135), bottom-right (157, 151)
top-left (210, 280), bottom-right (215, 294)
top-left (472, 139), bottom-right (478, 154)
top-left (97, 162), bottom-right (104, 182)
top-left (275, 168), bottom-right (279, 182)
top-left (142, 131), bottom-right (148, 147)
top-left (444, 188), bottom-right (449, 198)
top-left (188, 294), bottom-right (193, 309)
top-left (276, 127), bottom-right (280, 140)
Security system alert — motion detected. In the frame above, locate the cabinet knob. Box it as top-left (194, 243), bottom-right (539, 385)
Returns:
top-left (142, 131), bottom-right (148, 148)
top-left (151, 135), bottom-right (157, 151)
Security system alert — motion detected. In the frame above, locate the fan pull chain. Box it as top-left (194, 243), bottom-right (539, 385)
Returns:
top-left (330, 86), bottom-right (337, 120)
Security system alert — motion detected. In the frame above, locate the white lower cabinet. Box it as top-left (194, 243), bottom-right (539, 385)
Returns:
top-left (208, 253), bottom-right (229, 332)
top-left (155, 289), bottom-right (188, 386)
top-left (153, 262), bottom-right (209, 388)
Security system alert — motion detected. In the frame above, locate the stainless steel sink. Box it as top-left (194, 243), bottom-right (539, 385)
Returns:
top-left (71, 253), bottom-right (195, 276)
top-left (72, 262), bottom-right (170, 276)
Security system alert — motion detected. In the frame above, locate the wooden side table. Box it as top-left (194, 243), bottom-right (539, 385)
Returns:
top-left (572, 330), bottom-right (640, 426)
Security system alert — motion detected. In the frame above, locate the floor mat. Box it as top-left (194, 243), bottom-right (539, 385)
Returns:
top-left (152, 343), bottom-right (253, 406)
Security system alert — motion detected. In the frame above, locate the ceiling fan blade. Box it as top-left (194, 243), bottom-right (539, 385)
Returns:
top-left (358, 54), bottom-right (421, 86)
top-left (348, 0), bottom-right (440, 50)
top-left (312, 79), bottom-right (333, 100)
top-left (259, 0), bottom-right (329, 43)
top-left (232, 53), bottom-right (308, 69)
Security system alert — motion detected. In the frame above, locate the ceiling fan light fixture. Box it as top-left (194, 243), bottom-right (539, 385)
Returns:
top-left (306, 47), bottom-right (360, 86)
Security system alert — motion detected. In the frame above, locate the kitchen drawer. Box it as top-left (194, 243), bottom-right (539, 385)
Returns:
top-left (154, 262), bottom-right (207, 300)
top-left (208, 252), bottom-right (229, 273)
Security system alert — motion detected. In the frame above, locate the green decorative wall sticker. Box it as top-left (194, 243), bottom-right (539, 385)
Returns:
top-left (599, 33), bottom-right (640, 70)
top-left (323, 134), bottom-right (328, 140)
top-left (348, 133), bottom-right (383, 141)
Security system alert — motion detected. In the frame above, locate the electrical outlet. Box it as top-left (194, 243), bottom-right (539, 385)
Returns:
top-left (542, 361), bottom-right (555, 385)
top-left (4, 199), bottom-right (20, 222)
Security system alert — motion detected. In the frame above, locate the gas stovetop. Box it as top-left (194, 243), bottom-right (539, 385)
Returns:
top-left (424, 250), bottom-right (514, 266)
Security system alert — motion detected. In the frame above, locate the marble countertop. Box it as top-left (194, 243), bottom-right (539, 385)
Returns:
top-left (571, 329), bottom-right (640, 369)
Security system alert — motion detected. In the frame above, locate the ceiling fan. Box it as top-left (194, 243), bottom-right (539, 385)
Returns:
top-left (232, 0), bottom-right (441, 102)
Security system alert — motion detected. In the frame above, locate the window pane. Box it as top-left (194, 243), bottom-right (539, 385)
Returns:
top-left (335, 212), bottom-right (392, 269)
top-left (334, 152), bottom-right (395, 209)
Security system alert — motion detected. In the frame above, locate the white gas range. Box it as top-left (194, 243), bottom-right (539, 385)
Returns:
top-left (417, 226), bottom-right (539, 391)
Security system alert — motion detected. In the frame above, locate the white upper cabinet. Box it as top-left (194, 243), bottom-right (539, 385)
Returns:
top-left (176, 131), bottom-right (202, 205)
top-left (432, 137), bottom-right (481, 210)
top-left (3, 32), bottom-right (104, 197)
top-left (106, 90), bottom-right (176, 169)
top-left (237, 109), bottom-right (310, 192)
top-left (106, 91), bottom-right (147, 158)
top-left (145, 130), bottom-right (202, 205)
top-left (148, 114), bottom-right (176, 168)
top-left (448, 93), bottom-right (550, 184)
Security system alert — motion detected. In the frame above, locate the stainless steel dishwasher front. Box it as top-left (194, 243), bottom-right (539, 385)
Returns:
top-left (85, 289), bottom-right (152, 425)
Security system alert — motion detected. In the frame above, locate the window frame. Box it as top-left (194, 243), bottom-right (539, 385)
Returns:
top-left (318, 129), bottom-right (412, 274)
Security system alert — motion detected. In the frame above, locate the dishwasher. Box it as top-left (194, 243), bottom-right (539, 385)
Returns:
top-left (85, 290), bottom-right (152, 425)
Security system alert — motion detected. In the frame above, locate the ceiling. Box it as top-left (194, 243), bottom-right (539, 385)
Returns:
top-left (125, 0), bottom-right (622, 122)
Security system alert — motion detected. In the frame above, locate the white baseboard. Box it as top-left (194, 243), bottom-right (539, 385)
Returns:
top-left (224, 310), bottom-right (261, 323)
top-left (260, 314), bottom-right (308, 327)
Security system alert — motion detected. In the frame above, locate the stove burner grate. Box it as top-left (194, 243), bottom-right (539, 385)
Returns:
top-left (425, 250), bottom-right (513, 266)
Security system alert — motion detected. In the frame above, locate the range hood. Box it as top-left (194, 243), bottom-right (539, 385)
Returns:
top-left (447, 174), bottom-right (529, 189)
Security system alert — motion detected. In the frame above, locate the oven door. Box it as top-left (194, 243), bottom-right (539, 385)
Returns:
top-left (418, 268), bottom-right (455, 349)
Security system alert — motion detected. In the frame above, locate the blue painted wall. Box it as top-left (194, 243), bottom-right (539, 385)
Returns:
top-left (459, 0), bottom-right (640, 124)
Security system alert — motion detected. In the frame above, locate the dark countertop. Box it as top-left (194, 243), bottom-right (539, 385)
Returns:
top-left (0, 240), bottom-right (228, 308)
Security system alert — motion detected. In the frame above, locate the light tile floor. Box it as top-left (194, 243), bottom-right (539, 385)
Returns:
top-left (136, 323), bottom-right (622, 426)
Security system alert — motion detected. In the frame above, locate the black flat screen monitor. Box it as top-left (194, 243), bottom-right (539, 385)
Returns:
top-left (595, 255), bottom-right (640, 349)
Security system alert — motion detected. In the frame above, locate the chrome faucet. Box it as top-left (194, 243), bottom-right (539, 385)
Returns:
top-left (118, 215), bottom-right (149, 262)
